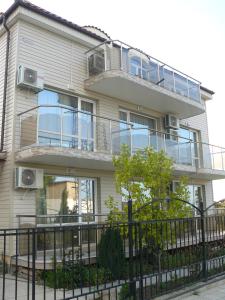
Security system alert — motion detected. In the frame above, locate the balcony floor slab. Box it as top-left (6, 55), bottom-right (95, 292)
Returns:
top-left (15, 146), bottom-right (114, 170)
top-left (85, 70), bottom-right (205, 119)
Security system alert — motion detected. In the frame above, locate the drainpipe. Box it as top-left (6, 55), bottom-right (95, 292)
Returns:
top-left (0, 13), bottom-right (10, 152)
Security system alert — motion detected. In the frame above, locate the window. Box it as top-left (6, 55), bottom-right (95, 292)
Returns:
top-left (36, 175), bottom-right (96, 223)
top-left (119, 110), bottom-right (156, 152)
top-left (173, 182), bottom-right (205, 215)
top-left (38, 90), bottom-right (95, 150)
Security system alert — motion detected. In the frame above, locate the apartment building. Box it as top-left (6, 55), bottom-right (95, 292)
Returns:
top-left (0, 0), bottom-right (225, 232)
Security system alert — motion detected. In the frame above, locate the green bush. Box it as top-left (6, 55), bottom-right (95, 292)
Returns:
top-left (98, 227), bottom-right (126, 279)
top-left (43, 259), bottom-right (113, 289)
top-left (119, 283), bottom-right (130, 300)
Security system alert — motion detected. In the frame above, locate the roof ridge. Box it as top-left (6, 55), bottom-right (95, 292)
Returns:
top-left (1, 0), bottom-right (107, 42)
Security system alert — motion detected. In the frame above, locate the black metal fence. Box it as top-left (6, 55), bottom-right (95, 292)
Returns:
top-left (1, 215), bottom-right (225, 299)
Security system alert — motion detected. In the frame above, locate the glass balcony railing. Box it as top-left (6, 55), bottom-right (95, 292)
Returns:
top-left (18, 105), bottom-right (225, 172)
top-left (86, 40), bottom-right (201, 103)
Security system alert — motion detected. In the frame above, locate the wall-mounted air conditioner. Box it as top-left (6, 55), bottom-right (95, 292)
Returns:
top-left (15, 167), bottom-right (44, 189)
top-left (165, 129), bottom-right (179, 142)
top-left (88, 53), bottom-right (105, 76)
top-left (164, 114), bottom-right (179, 129)
top-left (17, 65), bottom-right (44, 92)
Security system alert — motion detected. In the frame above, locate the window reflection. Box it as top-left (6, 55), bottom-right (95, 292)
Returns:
top-left (36, 175), bottom-right (95, 223)
top-left (38, 90), bottom-right (95, 150)
top-left (119, 111), bottom-right (156, 153)
top-left (173, 182), bottom-right (204, 215)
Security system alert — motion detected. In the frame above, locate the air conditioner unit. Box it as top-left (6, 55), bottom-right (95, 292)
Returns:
top-left (165, 129), bottom-right (179, 142)
top-left (17, 65), bottom-right (44, 92)
top-left (88, 53), bottom-right (105, 76)
top-left (164, 114), bottom-right (179, 129)
top-left (15, 167), bottom-right (44, 189)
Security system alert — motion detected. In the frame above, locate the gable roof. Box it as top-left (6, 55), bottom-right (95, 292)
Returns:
top-left (0, 0), bottom-right (106, 42)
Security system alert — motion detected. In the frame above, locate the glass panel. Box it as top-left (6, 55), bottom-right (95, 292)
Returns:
top-left (142, 60), bottom-right (150, 80)
top-left (130, 56), bottom-right (141, 76)
top-left (62, 110), bottom-right (78, 137)
top-left (178, 128), bottom-right (192, 165)
top-left (38, 90), bottom-right (79, 146)
top-left (149, 61), bottom-right (159, 83)
top-left (61, 136), bottom-right (78, 148)
top-left (36, 176), bottom-right (95, 223)
top-left (165, 137), bottom-right (179, 162)
top-left (118, 111), bottom-right (130, 152)
top-left (163, 68), bottom-right (174, 91)
top-left (188, 80), bottom-right (200, 102)
top-left (58, 94), bottom-right (78, 108)
top-left (80, 179), bottom-right (95, 222)
top-left (80, 101), bottom-right (94, 151)
top-left (38, 132), bottom-right (61, 146)
top-left (174, 73), bottom-right (188, 97)
top-left (130, 113), bottom-right (155, 152)
top-left (178, 127), bottom-right (198, 166)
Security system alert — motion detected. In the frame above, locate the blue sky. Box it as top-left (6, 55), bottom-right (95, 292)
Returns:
top-left (1, 0), bottom-right (225, 200)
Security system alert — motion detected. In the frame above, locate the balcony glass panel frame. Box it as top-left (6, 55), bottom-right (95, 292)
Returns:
top-left (86, 40), bottom-right (201, 103)
top-left (18, 106), bottom-right (225, 172)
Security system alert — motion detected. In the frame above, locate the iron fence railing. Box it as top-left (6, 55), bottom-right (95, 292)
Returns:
top-left (18, 105), bottom-right (225, 171)
top-left (86, 40), bottom-right (201, 103)
top-left (1, 215), bottom-right (225, 299)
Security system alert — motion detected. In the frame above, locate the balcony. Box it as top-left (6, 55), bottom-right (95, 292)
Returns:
top-left (16, 105), bottom-right (225, 179)
top-left (85, 40), bottom-right (204, 119)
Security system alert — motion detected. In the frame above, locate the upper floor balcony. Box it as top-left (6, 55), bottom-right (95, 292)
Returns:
top-left (85, 40), bottom-right (205, 119)
top-left (16, 105), bottom-right (225, 180)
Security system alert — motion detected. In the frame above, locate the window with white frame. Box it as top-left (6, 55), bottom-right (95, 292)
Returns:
top-left (38, 90), bottom-right (95, 151)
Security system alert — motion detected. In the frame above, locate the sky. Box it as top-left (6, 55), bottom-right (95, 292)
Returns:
top-left (1, 0), bottom-right (225, 201)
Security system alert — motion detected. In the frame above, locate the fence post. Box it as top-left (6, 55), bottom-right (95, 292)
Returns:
top-left (138, 223), bottom-right (144, 299)
top-left (200, 202), bottom-right (207, 281)
top-left (32, 228), bottom-right (36, 300)
top-left (128, 195), bottom-right (136, 299)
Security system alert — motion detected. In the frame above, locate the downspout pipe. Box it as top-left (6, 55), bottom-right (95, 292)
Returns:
top-left (0, 13), bottom-right (10, 152)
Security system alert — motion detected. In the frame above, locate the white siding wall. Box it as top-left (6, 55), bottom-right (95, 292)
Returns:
top-left (0, 24), bottom-right (18, 230)
top-left (182, 111), bottom-right (209, 144)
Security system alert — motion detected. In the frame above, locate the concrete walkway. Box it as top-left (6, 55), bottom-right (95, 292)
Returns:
top-left (157, 277), bottom-right (225, 300)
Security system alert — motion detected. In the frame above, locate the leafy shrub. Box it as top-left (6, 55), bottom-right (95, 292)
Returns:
top-left (119, 283), bottom-right (130, 300)
top-left (43, 258), bottom-right (113, 289)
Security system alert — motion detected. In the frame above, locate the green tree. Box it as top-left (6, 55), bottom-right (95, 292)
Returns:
top-left (106, 146), bottom-right (192, 287)
top-left (106, 146), bottom-right (191, 223)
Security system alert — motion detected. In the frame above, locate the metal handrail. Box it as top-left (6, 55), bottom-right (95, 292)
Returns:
top-left (18, 104), bottom-right (225, 151)
top-left (85, 39), bottom-right (201, 84)
top-left (17, 104), bottom-right (133, 126)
